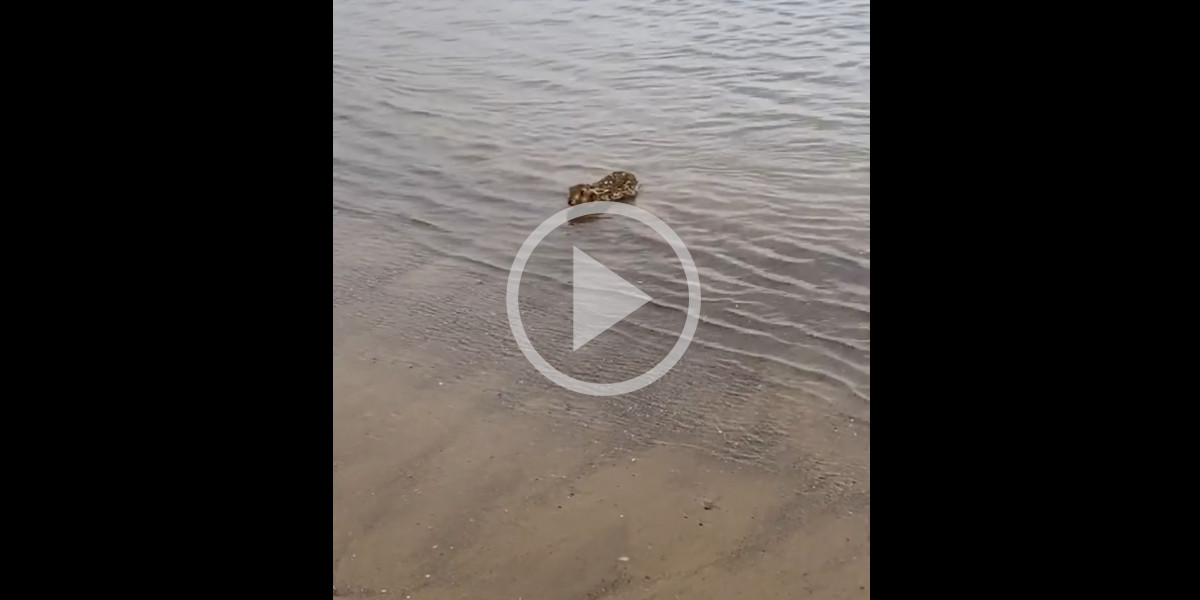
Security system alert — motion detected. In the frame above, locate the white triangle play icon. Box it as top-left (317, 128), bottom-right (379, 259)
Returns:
top-left (572, 247), bottom-right (652, 351)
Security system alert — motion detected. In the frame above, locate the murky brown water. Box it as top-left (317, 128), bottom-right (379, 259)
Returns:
top-left (334, 0), bottom-right (869, 597)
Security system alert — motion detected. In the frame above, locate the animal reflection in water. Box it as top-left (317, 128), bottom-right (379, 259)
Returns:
top-left (567, 170), bottom-right (639, 225)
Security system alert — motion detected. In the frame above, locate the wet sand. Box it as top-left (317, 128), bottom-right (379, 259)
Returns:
top-left (333, 321), bottom-right (869, 599)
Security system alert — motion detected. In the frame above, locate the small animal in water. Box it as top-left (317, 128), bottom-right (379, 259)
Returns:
top-left (567, 171), bottom-right (640, 206)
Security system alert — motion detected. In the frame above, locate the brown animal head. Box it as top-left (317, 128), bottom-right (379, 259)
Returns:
top-left (568, 184), bottom-right (598, 206)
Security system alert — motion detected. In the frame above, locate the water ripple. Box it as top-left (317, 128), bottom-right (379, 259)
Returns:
top-left (335, 0), bottom-right (870, 417)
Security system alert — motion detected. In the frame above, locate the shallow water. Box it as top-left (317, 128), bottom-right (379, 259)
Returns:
top-left (334, 0), bottom-right (870, 427)
top-left (334, 1), bottom-right (870, 595)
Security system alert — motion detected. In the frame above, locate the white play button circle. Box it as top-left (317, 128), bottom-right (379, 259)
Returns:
top-left (506, 202), bottom-right (702, 396)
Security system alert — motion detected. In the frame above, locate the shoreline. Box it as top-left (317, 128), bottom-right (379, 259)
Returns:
top-left (333, 337), bottom-right (869, 598)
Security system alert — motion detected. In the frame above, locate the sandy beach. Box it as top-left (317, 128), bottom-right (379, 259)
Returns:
top-left (333, 298), bottom-right (869, 599)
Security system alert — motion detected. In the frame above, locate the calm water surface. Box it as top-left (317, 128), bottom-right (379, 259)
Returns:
top-left (334, 0), bottom-right (870, 452)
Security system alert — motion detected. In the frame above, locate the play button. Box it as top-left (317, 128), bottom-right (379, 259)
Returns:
top-left (507, 201), bottom-right (702, 396)
top-left (572, 247), bottom-right (652, 351)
